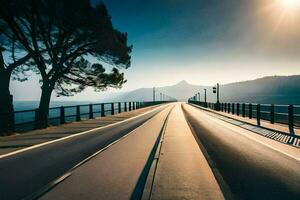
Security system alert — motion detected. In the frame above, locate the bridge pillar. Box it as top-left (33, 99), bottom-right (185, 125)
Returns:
top-left (101, 103), bottom-right (105, 117)
top-left (76, 105), bottom-right (81, 121)
top-left (257, 104), bottom-right (261, 126)
top-left (249, 104), bottom-right (252, 119)
top-left (89, 104), bottom-right (93, 119)
top-left (288, 105), bottom-right (294, 134)
top-left (270, 104), bottom-right (275, 124)
top-left (111, 103), bottom-right (114, 115)
top-left (242, 103), bottom-right (246, 117)
top-left (60, 106), bottom-right (66, 124)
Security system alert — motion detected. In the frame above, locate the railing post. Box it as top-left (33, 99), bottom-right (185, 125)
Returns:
top-left (237, 103), bottom-right (240, 116)
top-left (89, 104), bottom-right (93, 119)
top-left (288, 105), bottom-right (294, 134)
top-left (133, 102), bottom-right (135, 110)
top-left (118, 102), bottom-right (121, 113)
top-left (129, 102), bottom-right (132, 111)
top-left (124, 102), bottom-right (127, 112)
top-left (34, 108), bottom-right (39, 129)
top-left (60, 106), bottom-right (65, 124)
top-left (111, 103), bottom-right (114, 115)
top-left (9, 95), bottom-right (15, 132)
top-left (76, 105), bottom-right (81, 121)
top-left (270, 104), bottom-right (275, 124)
top-left (249, 104), bottom-right (252, 119)
top-left (101, 103), bottom-right (105, 117)
top-left (228, 103), bottom-right (231, 113)
top-left (224, 103), bottom-right (227, 112)
top-left (242, 103), bottom-right (245, 117)
top-left (232, 103), bottom-right (235, 115)
top-left (257, 104), bottom-right (261, 126)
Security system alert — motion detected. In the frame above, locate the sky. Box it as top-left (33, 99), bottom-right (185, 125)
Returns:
top-left (10, 0), bottom-right (300, 101)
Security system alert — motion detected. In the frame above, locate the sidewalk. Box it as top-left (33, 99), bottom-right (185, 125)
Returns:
top-left (149, 104), bottom-right (224, 200)
top-left (0, 105), bottom-right (161, 155)
top-left (190, 104), bottom-right (300, 148)
top-left (192, 104), bottom-right (300, 136)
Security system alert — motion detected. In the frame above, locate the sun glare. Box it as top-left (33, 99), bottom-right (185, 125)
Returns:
top-left (262, 0), bottom-right (300, 31)
top-left (277, 0), bottom-right (300, 11)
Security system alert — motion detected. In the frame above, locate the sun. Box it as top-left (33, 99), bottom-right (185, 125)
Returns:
top-left (259, 0), bottom-right (300, 34)
top-left (277, 0), bottom-right (300, 11)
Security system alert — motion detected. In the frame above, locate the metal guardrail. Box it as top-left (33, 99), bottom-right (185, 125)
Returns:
top-left (13, 101), bottom-right (171, 132)
top-left (188, 100), bottom-right (300, 134)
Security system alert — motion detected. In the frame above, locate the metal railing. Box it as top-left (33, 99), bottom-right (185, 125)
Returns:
top-left (13, 101), bottom-right (170, 132)
top-left (188, 100), bottom-right (300, 134)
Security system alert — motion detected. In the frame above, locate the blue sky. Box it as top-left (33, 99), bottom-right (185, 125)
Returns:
top-left (11, 0), bottom-right (300, 101)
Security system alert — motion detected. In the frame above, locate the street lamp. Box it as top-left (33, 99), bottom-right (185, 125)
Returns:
top-left (213, 83), bottom-right (220, 110)
top-left (204, 88), bottom-right (207, 108)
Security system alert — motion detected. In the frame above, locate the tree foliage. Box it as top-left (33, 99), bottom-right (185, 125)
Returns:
top-left (0, 0), bottom-right (131, 95)
top-left (0, 0), bottom-right (132, 128)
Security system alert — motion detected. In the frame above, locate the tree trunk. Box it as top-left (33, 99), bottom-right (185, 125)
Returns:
top-left (36, 84), bottom-right (53, 129)
top-left (0, 71), bottom-right (15, 135)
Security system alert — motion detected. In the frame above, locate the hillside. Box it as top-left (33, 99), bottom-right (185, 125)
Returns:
top-left (110, 75), bottom-right (300, 105)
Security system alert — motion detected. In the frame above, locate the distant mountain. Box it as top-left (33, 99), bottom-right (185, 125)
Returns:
top-left (110, 75), bottom-right (300, 105)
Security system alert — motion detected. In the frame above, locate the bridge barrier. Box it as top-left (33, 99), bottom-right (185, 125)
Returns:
top-left (188, 100), bottom-right (300, 134)
top-left (11, 101), bottom-right (173, 133)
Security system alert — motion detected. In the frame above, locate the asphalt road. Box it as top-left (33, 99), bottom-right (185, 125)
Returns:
top-left (0, 104), bottom-right (170, 200)
top-left (183, 104), bottom-right (300, 200)
top-left (39, 104), bottom-right (174, 200)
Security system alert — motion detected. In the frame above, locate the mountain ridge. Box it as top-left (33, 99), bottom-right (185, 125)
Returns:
top-left (109, 75), bottom-right (300, 105)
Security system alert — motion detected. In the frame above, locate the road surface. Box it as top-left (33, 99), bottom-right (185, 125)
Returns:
top-left (183, 103), bottom-right (300, 200)
top-left (149, 104), bottom-right (224, 200)
top-left (0, 104), bottom-right (171, 200)
top-left (39, 104), bottom-right (174, 200)
top-left (1, 102), bottom-right (299, 200)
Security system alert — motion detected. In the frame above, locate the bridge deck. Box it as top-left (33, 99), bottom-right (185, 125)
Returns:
top-left (1, 102), bottom-right (299, 200)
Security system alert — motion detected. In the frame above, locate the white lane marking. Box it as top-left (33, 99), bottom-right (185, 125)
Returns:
top-left (0, 105), bottom-right (169, 159)
top-left (188, 105), bottom-right (300, 162)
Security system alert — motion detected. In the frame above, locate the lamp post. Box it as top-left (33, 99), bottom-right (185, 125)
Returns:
top-left (213, 83), bottom-right (220, 110)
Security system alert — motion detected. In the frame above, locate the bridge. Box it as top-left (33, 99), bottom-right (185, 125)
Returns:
top-left (0, 102), bottom-right (299, 200)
